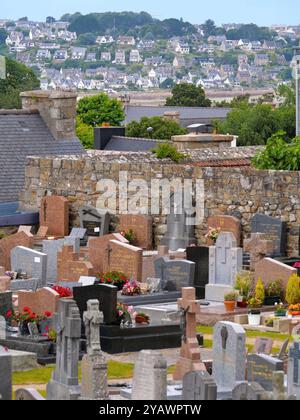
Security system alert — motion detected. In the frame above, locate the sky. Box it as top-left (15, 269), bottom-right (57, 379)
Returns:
top-left (0, 0), bottom-right (299, 26)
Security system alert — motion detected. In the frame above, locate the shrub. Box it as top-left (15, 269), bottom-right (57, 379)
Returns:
top-left (224, 292), bottom-right (238, 301)
top-left (234, 271), bottom-right (253, 299)
top-left (255, 277), bottom-right (265, 303)
top-left (286, 273), bottom-right (300, 305)
top-left (265, 280), bottom-right (284, 298)
top-left (76, 116), bottom-right (94, 149)
top-left (126, 116), bottom-right (187, 140)
top-left (151, 143), bottom-right (187, 163)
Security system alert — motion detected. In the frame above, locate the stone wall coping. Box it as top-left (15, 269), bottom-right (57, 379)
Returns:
top-left (20, 90), bottom-right (78, 100)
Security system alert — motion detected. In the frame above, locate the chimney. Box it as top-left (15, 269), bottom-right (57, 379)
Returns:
top-left (20, 90), bottom-right (77, 140)
top-left (163, 111), bottom-right (180, 125)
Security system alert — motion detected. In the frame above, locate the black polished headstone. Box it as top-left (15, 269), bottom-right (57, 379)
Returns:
top-left (0, 292), bottom-right (12, 321)
top-left (154, 257), bottom-right (195, 291)
top-left (186, 246), bottom-right (209, 299)
top-left (251, 214), bottom-right (287, 256)
top-left (73, 284), bottom-right (118, 325)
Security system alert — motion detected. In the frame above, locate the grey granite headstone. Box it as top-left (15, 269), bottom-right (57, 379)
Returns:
top-left (182, 371), bottom-right (217, 400)
top-left (206, 232), bottom-right (243, 302)
top-left (251, 214), bottom-right (287, 256)
top-left (11, 246), bottom-right (47, 288)
top-left (70, 228), bottom-right (87, 239)
top-left (247, 354), bottom-right (284, 391)
top-left (161, 194), bottom-right (196, 251)
top-left (79, 205), bottom-right (110, 237)
top-left (0, 351), bottom-right (12, 400)
top-left (15, 388), bottom-right (45, 400)
top-left (46, 299), bottom-right (81, 401)
top-left (131, 350), bottom-right (167, 400)
top-left (287, 341), bottom-right (300, 399)
top-left (212, 321), bottom-right (246, 398)
top-left (43, 237), bottom-right (80, 283)
top-left (0, 316), bottom-right (6, 339)
top-left (232, 381), bottom-right (268, 400)
top-left (9, 278), bottom-right (39, 292)
top-left (80, 299), bottom-right (109, 400)
top-left (154, 257), bottom-right (195, 291)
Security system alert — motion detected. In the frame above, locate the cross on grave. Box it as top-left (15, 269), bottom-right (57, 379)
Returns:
top-left (244, 233), bottom-right (274, 270)
top-left (83, 299), bottom-right (102, 356)
top-left (221, 326), bottom-right (228, 350)
top-left (105, 244), bottom-right (112, 268)
top-left (290, 342), bottom-right (300, 384)
top-left (217, 235), bottom-right (231, 264)
top-left (43, 200), bottom-right (47, 223)
top-left (173, 287), bottom-right (206, 381)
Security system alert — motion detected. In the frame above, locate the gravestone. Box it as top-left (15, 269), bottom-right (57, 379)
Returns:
top-left (119, 214), bottom-right (153, 250)
top-left (232, 381), bottom-right (268, 400)
top-left (9, 278), bottom-right (39, 292)
top-left (0, 351), bottom-right (12, 400)
top-left (161, 194), bottom-right (196, 251)
top-left (287, 341), bottom-right (300, 399)
top-left (11, 246), bottom-right (47, 288)
top-left (18, 226), bottom-right (33, 236)
top-left (81, 299), bottom-right (109, 400)
top-left (253, 337), bottom-right (274, 355)
top-left (207, 215), bottom-right (241, 246)
top-left (46, 299), bottom-right (81, 400)
top-left (88, 233), bottom-right (129, 275)
top-left (103, 240), bottom-right (143, 282)
top-left (57, 245), bottom-right (93, 283)
top-left (186, 246), bottom-right (209, 299)
top-left (15, 388), bottom-right (45, 401)
top-left (0, 315), bottom-right (6, 339)
top-left (0, 267), bottom-right (11, 292)
top-left (0, 231), bottom-right (33, 271)
top-left (244, 233), bottom-right (274, 270)
top-left (40, 196), bottom-right (69, 237)
top-left (206, 232), bottom-right (243, 302)
top-left (255, 258), bottom-right (297, 287)
top-left (251, 214), bottom-right (287, 257)
top-left (73, 284), bottom-right (118, 325)
top-left (247, 354), bottom-right (284, 391)
top-left (212, 321), bottom-right (246, 397)
top-left (36, 226), bottom-right (49, 238)
top-left (173, 288), bottom-right (205, 380)
top-left (154, 257), bottom-right (195, 292)
top-left (43, 237), bottom-right (80, 283)
top-left (182, 371), bottom-right (217, 400)
top-left (79, 205), bottom-right (110, 237)
top-left (131, 350), bottom-right (167, 400)
top-left (18, 287), bottom-right (60, 316)
top-left (0, 292), bottom-right (12, 320)
top-left (70, 228), bottom-right (87, 244)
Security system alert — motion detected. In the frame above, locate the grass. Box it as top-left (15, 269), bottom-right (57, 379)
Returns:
top-left (13, 361), bottom-right (134, 386)
top-left (197, 326), bottom-right (291, 342)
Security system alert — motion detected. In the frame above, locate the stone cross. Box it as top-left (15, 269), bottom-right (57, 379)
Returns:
top-left (290, 342), bottom-right (300, 384)
top-left (81, 299), bottom-right (109, 400)
top-left (46, 299), bottom-right (81, 401)
top-left (173, 287), bottom-right (205, 380)
top-left (244, 233), bottom-right (274, 270)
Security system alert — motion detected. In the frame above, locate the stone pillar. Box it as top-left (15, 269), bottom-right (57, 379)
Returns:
top-left (20, 90), bottom-right (77, 141)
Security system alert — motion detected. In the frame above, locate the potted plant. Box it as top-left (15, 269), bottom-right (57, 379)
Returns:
top-left (116, 303), bottom-right (134, 325)
top-left (9, 307), bottom-right (40, 336)
top-left (247, 297), bottom-right (263, 326)
top-left (234, 271), bottom-right (252, 308)
top-left (224, 292), bottom-right (238, 312)
top-left (135, 312), bottom-right (150, 325)
top-left (286, 274), bottom-right (300, 306)
top-left (47, 329), bottom-right (57, 354)
top-left (288, 304), bottom-right (300, 317)
top-left (274, 302), bottom-right (287, 317)
top-left (100, 271), bottom-right (129, 291)
top-left (122, 280), bottom-right (141, 296)
top-left (264, 280), bottom-right (283, 306)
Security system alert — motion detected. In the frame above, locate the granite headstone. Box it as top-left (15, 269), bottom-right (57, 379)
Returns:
top-left (251, 214), bottom-right (287, 257)
top-left (79, 205), bottom-right (110, 237)
top-left (247, 354), bottom-right (284, 391)
top-left (11, 246), bottom-right (47, 288)
top-left (186, 246), bottom-right (209, 299)
top-left (182, 371), bottom-right (217, 400)
top-left (154, 257), bottom-right (195, 291)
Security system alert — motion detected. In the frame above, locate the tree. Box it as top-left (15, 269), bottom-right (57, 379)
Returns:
top-left (160, 78), bottom-right (175, 89)
top-left (76, 117), bottom-right (94, 149)
top-left (126, 116), bottom-right (187, 140)
top-left (226, 24), bottom-right (276, 41)
top-left (77, 93), bottom-right (125, 127)
top-left (46, 16), bottom-right (56, 24)
top-left (166, 83), bottom-right (211, 107)
top-left (0, 28), bottom-right (8, 46)
top-left (202, 19), bottom-right (217, 37)
top-left (0, 58), bottom-right (39, 109)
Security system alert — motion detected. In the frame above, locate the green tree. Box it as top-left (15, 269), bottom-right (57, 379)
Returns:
top-left (76, 117), bottom-right (94, 149)
top-left (126, 116), bottom-right (187, 140)
top-left (160, 78), bottom-right (175, 89)
top-left (166, 83), bottom-right (211, 107)
top-left (77, 93), bottom-right (125, 127)
top-left (0, 28), bottom-right (7, 46)
top-left (0, 58), bottom-right (39, 109)
top-left (202, 19), bottom-right (217, 37)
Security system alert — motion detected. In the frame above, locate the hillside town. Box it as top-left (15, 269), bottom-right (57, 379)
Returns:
top-left (1, 16), bottom-right (299, 92)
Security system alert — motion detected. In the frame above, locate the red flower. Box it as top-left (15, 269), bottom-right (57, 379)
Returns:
top-left (6, 310), bottom-right (12, 318)
top-left (23, 307), bottom-right (31, 313)
top-left (293, 262), bottom-right (300, 268)
top-left (44, 311), bottom-right (52, 318)
top-left (45, 326), bottom-right (49, 332)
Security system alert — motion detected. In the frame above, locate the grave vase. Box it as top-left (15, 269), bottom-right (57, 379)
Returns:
top-left (248, 313), bottom-right (261, 326)
top-left (19, 321), bottom-right (30, 336)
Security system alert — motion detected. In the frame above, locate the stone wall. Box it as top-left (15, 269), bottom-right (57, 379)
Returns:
top-left (20, 151), bottom-right (300, 256)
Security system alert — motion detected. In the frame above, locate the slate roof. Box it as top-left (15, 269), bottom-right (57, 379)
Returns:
top-left (0, 110), bottom-right (85, 203)
top-left (124, 105), bottom-right (231, 127)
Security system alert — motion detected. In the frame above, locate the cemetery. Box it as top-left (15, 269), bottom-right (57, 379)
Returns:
top-left (0, 190), bottom-right (299, 401)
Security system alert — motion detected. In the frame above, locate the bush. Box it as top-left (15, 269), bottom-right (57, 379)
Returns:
top-left (77, 93), bottom-right (125, 127)
top-left (126, 116), bottom-right (187, 140)
top-left (286, 274), bottom-right (300, 305)
top-left (151, 143), bottom-right (187, 163)
top-left (166, 83), bottom-right (211, 107)
top-left (255, 277), bottom-right (265, 303)
top-left (234, 271), bottom-right (253, 299)
top-left (252, 132), bottom-right (300, 171)
top-left (76, 117), bottom-right (94, 149)
top-left (224, 292), bottom-right (238, 302)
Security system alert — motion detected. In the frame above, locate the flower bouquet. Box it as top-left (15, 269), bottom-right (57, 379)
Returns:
top-left (100, 271), bottom-right (128, 290)
top-left (205, 227), bottom-right (221, 244)
top-left (122, 280), bottom-right (141, 296)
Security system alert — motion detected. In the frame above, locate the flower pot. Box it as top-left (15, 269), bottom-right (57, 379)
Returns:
top-left (19, 322), bottom-right (30, 336)
top-left (289, 311), bottom-right (300, 317)
top-left (135, 316), bottom-right (150, 325)
top-left (264, 296), bottom-right (280, 306)
top-left (224, 301), bottom-right (236, 312)
top-left (237, 301), bottom-right (248, 308)
top-left (248, 313), bottom-right (261, 326)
